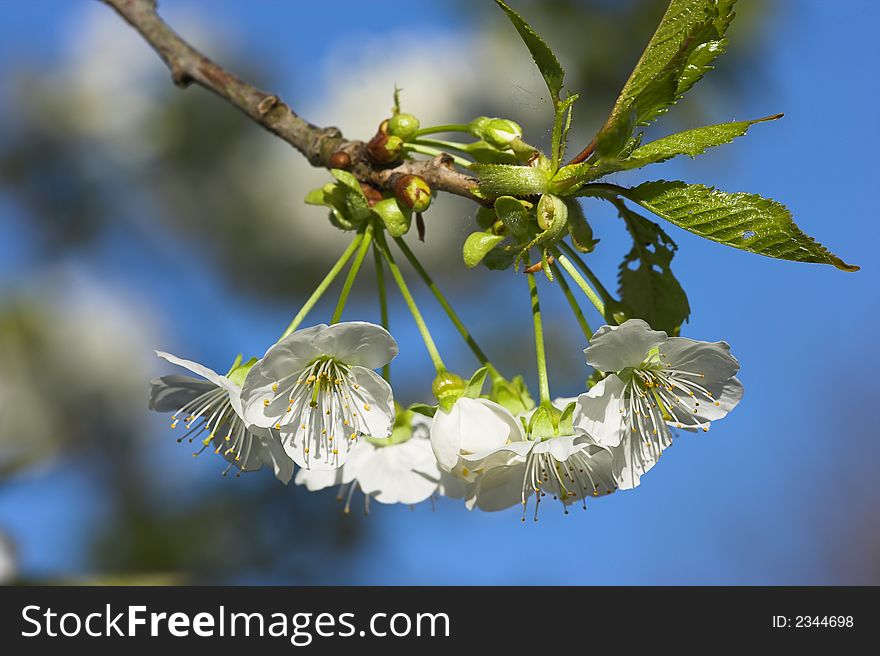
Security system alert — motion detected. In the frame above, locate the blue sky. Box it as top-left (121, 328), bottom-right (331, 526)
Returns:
top-left (1, 1), bottom-right (878, 584)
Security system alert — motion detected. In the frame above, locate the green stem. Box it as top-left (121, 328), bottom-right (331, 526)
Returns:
top-left (551, 262), bottom-right (593, 340)
top-left (374, 230), bottom-right (446, 373)
top-left (558, 241), bottom-right (614, 303)
top-left (554, 250), bottom-right (606, 318)
top-left (373, 242), bottom-right (391, 383)
top-left (330, 222), bottom-right (374, 324)
top-left (411, 138), bottom-right (476, 155)
top-left (403, 143), bottom-right (473, 169)
top-left (413, 123), bottom-right (473, 137)
top-left (393, 237), bottom-right (496, 376)
top-left (280, 234), bottom-right (363, 339)
top-left (527, 273), bottom-right (551, 404)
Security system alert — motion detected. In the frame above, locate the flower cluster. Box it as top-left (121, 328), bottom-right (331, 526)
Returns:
top-left (151, 316), bottom-right (742, 520)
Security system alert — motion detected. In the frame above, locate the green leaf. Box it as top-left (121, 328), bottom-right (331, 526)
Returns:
top-left (598, 0), bottom-right (736, 151)
top-left (551, 94), bottom-right (578, 170)
top-left (464, 367), bottom-right (489, 398)
top-left (616, 202), bottom-right (690, 335)
top-left (494, 196), bottom-right (532, 237)
top-left (481, 246), bottom-right (517, 271)
top-left (408, 402), bottom-right (437, 418)
top-left (494, 0), bottom-right (564, 105)
top-left (329, 169), bottom-right (373, 222)
top-left (607, 114), bottom-right (782, 174)
top-left (463, 231), bottom-right (505, 269)
top-left (473, 164), bottom-right (550, 198)
top-left (621, 180), bottom-right (859, 271)
top-left (566, 199), bottom-right (598, 252)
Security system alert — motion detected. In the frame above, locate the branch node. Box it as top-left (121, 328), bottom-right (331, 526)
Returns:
top-left (171, 66), bottom-right (193, 88)
top-left (257, 94), bottom-right (278, 116)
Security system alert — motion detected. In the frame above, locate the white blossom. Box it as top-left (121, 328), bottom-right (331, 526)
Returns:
top-left (574, 319), bottom-right (743, 489)
top-left (460, 401), bottom-right (616, 520)
top-left (296, 414), bottom-right (446, 512)
top-left (242, 322), bottom-right (397, 470)
top-left (150, 352), bottom-right (294, 483)
top-left (429, 396), bottom-right (524, 482)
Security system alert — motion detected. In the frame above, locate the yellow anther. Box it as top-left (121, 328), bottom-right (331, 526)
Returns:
top-left (350, 433), bottom-right (357, 440)
top-left (332, 449), bottom-right (338, 455)
top-left (363, 404), bottom-right (371, 411)
top-left (263, 399), bottom-right (270, 407)
top-left (274, 423), bottom-right (281, 430)
top-left (271, 383), bottom-right (279, 392)
top-left (304, 447), bottom-right (310, 454)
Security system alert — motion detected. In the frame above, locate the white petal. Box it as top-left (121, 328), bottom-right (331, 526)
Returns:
top-left (610, 428), bottom-right (672, 490)
top-left (356, 438), bottom-right (440, 505)
top-left (430, 397), bottom-right (523, 472)
top-left (533, 432), bottom-right (591, 460)
top-left (149, 375), bottom-right (215, 413)
top-left (295, 466), bottom-right (344, 491)
top-left (469, 463), bottom-right (527, 512)
top-left (240, 325), bottom-right (328, 426)
top-left (584, 319), bottom-right (667, 372)
top-left (458, 398), bottom-right (523, 453)
top-left (155, 351), bottom-right (236, 395)
top-left (574, 374), bottom-right (627, 447)
top-left (348, 366), bottom-right (395, 438)
top-left (438, 472), bottom-right (470, 499)
top-left (661, 338), bottom-right (740, 390)
top-left (314, 321), bottom-right (398, 369)
top-left (250, 427), bottom-right (295, 485)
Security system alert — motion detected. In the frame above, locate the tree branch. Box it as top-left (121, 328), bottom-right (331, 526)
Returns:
top-left (99, 0), bottom-right (480, 201)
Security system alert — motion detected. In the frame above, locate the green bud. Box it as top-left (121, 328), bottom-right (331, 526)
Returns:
top-left (367, 132), bottom-right (404, 164)
top-left (432, 370), bottom-right (466, 412)
top-left (393, 174), bottom-right (432, 212)
top-left (372, 197), bottom-right (412, 237)
top-left (528, 403), bottom-right (562, 441)
top-left (476, 118), bottom-right (523, 150)
top-left (490, 374), bottom-right (534, 416)
top-left (387, 113), bottom-right (420, 140)
top-left (463, 230), bottom-right (505, 269)
top-left (537, 194), bottom-right (568, 232)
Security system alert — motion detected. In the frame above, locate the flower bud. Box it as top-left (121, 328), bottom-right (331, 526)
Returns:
top-left (367, 132), bottom-right (404, 164)
top-left (372, 197), bottom-right (412, 237)
top-left (328, 150), bottom-right (351, 170)
top-left (537, 193), bottom-right (568, 232)
top-left (432, 370), bottom-right (466, 412)
top-left (387, 113), bottom-right (420, 140)
top-left (490, 374), bottom-right (534, 416)
top-left (528, 403), bottom-right (562, 440)
top-left (475, 118), bottom-right (523, 150)
top-left (393, 174), bottom-right (432, 212)
top-left (359, 182), bottom-right (383, 207)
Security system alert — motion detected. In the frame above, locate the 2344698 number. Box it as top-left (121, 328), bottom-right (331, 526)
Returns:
top-left (795, 616), bottom-right (853, 628)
